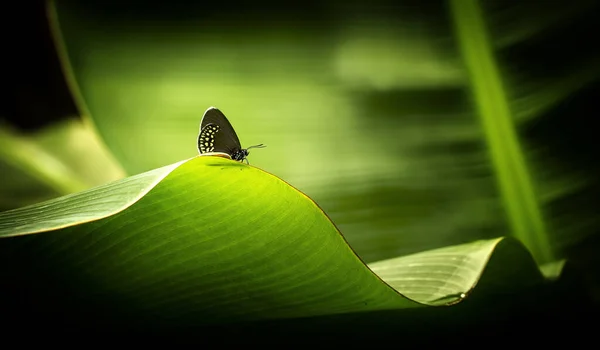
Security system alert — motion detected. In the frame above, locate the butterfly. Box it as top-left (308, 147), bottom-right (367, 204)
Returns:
top-left (197, 107), bottom-right (265, 164)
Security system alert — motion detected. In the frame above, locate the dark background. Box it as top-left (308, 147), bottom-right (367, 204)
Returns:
top-left (1, 0), bottom-right (598, 344)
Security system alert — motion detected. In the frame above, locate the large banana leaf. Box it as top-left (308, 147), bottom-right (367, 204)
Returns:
top-left (0, 156), bottom-right (547, 328)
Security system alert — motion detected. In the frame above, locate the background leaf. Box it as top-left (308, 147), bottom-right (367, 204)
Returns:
top-left (0, 119), bottom-right (125, 211)
top-left (450, 0), bottom-right (551, 263)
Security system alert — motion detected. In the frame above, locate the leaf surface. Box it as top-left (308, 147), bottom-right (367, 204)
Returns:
top-left (0, 156), bottom-right (545, 326)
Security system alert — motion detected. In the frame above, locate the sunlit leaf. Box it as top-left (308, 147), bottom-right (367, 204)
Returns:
top-left (0, 156), bottom-right (545, 326)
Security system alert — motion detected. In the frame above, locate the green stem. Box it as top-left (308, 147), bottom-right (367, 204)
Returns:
top-left (449, 0), bottom-right (553, 264)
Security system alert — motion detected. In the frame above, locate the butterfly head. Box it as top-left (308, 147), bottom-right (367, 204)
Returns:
top-left (232, 144), bottom-right (266, 164)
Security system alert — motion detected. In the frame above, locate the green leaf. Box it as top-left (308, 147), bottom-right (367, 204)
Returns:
top-left (0, 158), bottom-right (184, 237)
top-left (0, 156), bottom-right (545, 326)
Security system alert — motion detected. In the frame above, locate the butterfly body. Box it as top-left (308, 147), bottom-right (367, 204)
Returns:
top-left (230, 148), bottom-right (250, 162)
top-left (197, 107), bottom-right (265, 163)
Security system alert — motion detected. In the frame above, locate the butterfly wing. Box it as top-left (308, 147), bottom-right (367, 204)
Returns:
top-left (197, 107), bottom-right (243, 155)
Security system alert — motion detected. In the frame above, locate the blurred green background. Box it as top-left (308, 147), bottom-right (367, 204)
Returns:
top-left (1, 0), bottom-right (600, 333)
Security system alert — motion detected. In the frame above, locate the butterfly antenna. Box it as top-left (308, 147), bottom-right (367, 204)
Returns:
top-left (247, 144), bottom-right (266, 150)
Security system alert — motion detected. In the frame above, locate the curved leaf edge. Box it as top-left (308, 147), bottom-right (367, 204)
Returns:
top-left (0, 156), bottom-right (559, 310)
top-left (0, 158), bottom-right (190, 237)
